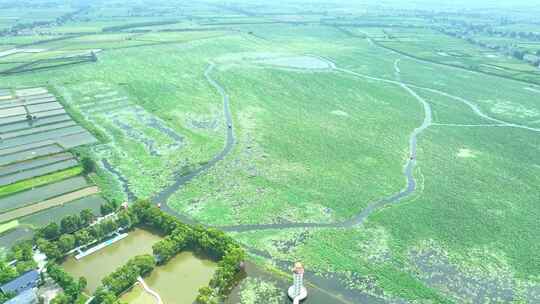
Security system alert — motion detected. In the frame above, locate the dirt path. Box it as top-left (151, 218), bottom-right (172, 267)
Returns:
top-left (0, 186), bottom-right (98, 223)
top-left (137, 276), bottom-right (163, 304)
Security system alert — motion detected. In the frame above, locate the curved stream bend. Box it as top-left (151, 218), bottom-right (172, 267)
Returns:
top-left (221, 60), bottom-right (432, 231)
top-left (151, 63), bottom-right (235, 224)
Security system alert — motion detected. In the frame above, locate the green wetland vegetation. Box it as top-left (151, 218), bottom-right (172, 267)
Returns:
top-left (1, 0), bottom-right (540, 303)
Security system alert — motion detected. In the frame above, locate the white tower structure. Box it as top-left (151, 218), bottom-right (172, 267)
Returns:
top-left (288, 262), bottom-right (307, 303)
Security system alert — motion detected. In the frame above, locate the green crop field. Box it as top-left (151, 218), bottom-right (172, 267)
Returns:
top-left (0, 167), bottom-right (83, 198)
top-left (1, 0), bottom-right (540, 303)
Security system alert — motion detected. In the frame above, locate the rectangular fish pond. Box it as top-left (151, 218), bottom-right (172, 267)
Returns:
top-left (62, 228), bottom-right (162, 293)
top-left (62, 227), bottom-right (217, 303)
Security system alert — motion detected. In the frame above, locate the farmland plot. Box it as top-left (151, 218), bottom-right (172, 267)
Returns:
top-left (0, 140), bottom-right (57, 157)
top-left (20, 194), bottom-right (105, 227)
top-left (0, 86), bottom-right (102, 249)
top-left (0, 176), bottom-right (88, 212)
top-left (0, 158), bottom-right (78, 186)
top-left (0, 114), bottom-right (72, 133)
top-left (0, 88), bottom-right (97, 152)
top-left (0, 186), bottom-right (99, 223)
top-left (0, 125), bottom-right (87, 149)
top-left (2, 121), bottom-right (77, 139)
top-left (0, 152), bottom-right (73, 177)
top-left (0, 96), bottom-right (57, 109)
top-left (0, 226), bottom-right (32, 252)
top-left (0, 144), bottom-right (63, 166)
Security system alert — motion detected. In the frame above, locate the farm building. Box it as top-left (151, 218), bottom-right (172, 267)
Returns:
top-left (0, 270), bottom-right (40, 304)
top-left (4, 289), bottom-right (38, 304)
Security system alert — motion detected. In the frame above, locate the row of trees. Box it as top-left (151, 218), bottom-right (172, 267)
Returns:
top-left (36, 209), bottom-right (96, 240)
top-left (0, 7), bottom-right (88, 37)
top-left (36, 198), bottom-right (120, 242)
top-left (37, 218), bottom-right (116, 260)
top-left (36, 203), bottom-right (133, 261)
top-left (437, 21), bottom-right (540, 67)
top-left (93, 254), bottom-right (156, 302)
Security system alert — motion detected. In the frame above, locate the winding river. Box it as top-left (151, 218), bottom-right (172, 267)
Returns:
top-left (144, 55), bottom-right (540, 232)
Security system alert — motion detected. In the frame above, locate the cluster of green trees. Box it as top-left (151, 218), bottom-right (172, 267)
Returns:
top-left (5, 242), bottom-right (37, 275)
top-left (36, 207), bottom-right (132, 261)
top-left (130, 200), bottom-right (245, 304)
top-left (0, 241), bottom-right (39, 303)
top-left (47, 263), bottom-right (87, 303)
top-left (0, 293), bottom-right (12, 303)
top-left (36, 209), bottom-right (96, 240)
top-left (81, 156), bottom-right (96, 174)
top-left (0, 241), bottom-right (38, 289)
top-left (93, 254), bottom-right (155, 302)
top-left (100, 200), bottom-right (120, 217)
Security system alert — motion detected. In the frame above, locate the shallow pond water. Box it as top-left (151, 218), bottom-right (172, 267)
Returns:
top-left (62, 228), bottom-right (162, 292)
top-left (121, 251), bottom-right (217, 304)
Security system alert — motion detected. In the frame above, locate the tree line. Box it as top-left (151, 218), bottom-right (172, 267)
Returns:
top-left (35, 201), bottom-right (129, 261)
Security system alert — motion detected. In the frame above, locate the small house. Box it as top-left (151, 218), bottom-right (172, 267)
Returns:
top-left (5, 289), bottom-right (38, 304)
top-left (0, 270), bottom-right (40, 304)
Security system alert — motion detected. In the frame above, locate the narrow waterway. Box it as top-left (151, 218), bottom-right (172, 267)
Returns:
top-left (152, 63), bottom-right (235, 218)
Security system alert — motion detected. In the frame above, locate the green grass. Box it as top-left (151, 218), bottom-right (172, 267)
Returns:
top-left (169, 65), bottom-right (420, 225)
top-left (0, 220), bottom-right (18, 234)
top-left (233, 227), bottom-right (450, 303)
top-left (0, 167), bottom-right (83, 198)
top-left (374, 125), bottom-right (540, 276)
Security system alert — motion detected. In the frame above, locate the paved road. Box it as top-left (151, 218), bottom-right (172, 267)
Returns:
top-left (137, 276), bottom-right (163, 304)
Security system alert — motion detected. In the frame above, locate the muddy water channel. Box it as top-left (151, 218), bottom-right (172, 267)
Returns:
top-left (62, 228), bottom-right (162, 293)
top-left (120, 251), bottom-right (217, 304)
